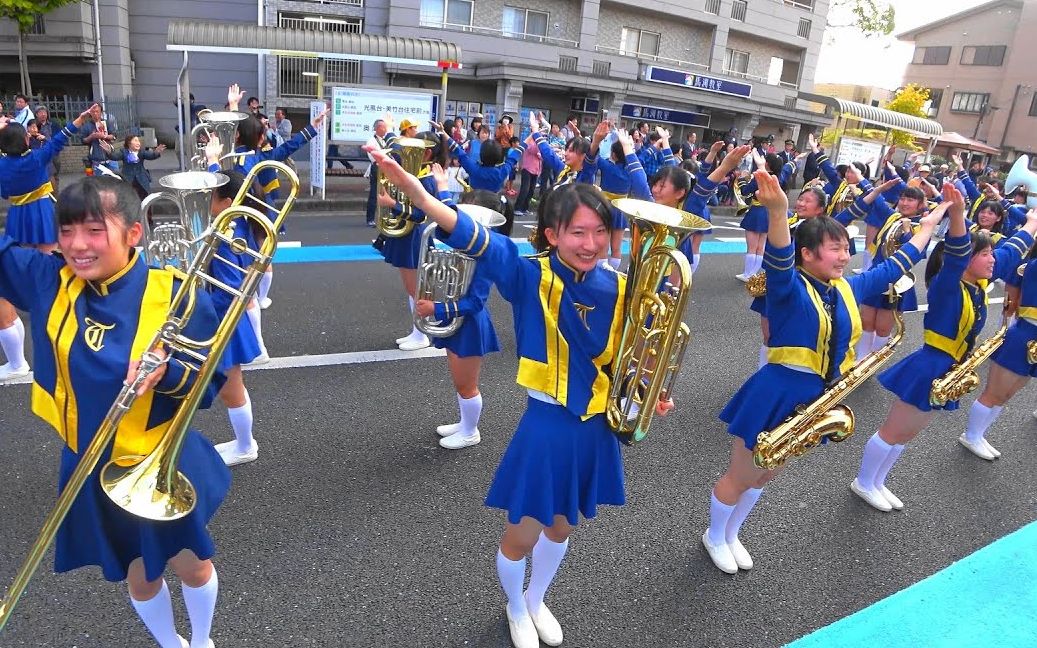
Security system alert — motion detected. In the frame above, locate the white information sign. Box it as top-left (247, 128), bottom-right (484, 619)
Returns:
top-left (331, 87), bottom-right (434, 142)
top-left (310, 101), bottom-right (328, 199)
top-left (835, 136), bottom-right (885, 169)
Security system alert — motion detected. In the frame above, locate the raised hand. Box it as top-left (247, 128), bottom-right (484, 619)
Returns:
top-left (204, 136), bottom-right (223, 165)
top-left (753, 169), bottom-right (788, 213)
top-left (717, 144), bottom-right (752, 176)
top-left (615, 128), bottom-right (634, 156)
top-left (528, 111), bottom-right (540, 132)
top-left (431, 162), bottom-right (449, 192)
top-left (942, 180), bottom-right (966, 220)
top-left (311, 103), bottom-right (331, 127)
top-left (227, 84), bottom-right (246, 111)
top-left (808, 132), bottom-right (819, 153)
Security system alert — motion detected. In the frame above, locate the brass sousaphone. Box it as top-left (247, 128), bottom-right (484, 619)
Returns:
top-left (190, 110), bottom-right (249, 172)
top-left (377, 138), bottom-right (430, 238)
top-left (140, 171), bottom-right (229, 271)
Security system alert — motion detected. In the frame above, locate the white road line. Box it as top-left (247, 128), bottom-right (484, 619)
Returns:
top-left (0, 347), bottom-right (448, 387)
top-left (277, 241), bottom-right (302, 248)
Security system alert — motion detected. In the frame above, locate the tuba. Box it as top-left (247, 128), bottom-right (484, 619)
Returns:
top-left (189, 110), bottom-right (249, 171)
top-left (607, 198), bottom-right (711, 443)
top-left (753, 277), bottom-right (913, 470)
top-left (414, 205), bottom-right (506, 337)
top-left (930, 298), bottom-right (1011, 407)
top-left (1006, 154), bottom-right (1037, 209)
top-left (140, 171), bottom-right (229, 271)
top-left (0, 160), bottom-right (300, 629)
top-left (377, 138), bottom-right (428, 238)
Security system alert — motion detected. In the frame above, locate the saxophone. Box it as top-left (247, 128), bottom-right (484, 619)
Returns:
top-left (930, 300), bottom-right (1010, 407)
top-left (753, 287), bottom-right (908, 470)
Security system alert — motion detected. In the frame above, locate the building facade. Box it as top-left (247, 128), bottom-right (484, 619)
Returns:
top-left (899, 0), bottom-right (1037, 164)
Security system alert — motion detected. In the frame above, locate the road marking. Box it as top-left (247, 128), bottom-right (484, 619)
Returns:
top-left (277, 241), bottom-right (302, 248)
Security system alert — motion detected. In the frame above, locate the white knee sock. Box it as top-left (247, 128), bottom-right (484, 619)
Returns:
top-left (725, 487), bottom-right (763, 542)
top-left (182, 570), bottom-right (218, 648)
top-left (965, 401), bottom-right (1002, 443)
top-left (457, 393), bottom-right (482, 436)
top-left (608, 257), bottom-right (622, 269)
top-left (856, 433), bottom-right (893, 488)
top-left (0, 317), bottom-right (27, 369)
top-left (496, 549), bottom-right (528, 619)
top-left (751, 254), bottom-right (764, 275)
top-left (861, 249), bottom-right (873, 272)
top-left (871, 334), bottom-right (890, 354)
top-left (742, 254), bottom-right (755, 276)
top-left (854, 331), bottom-right (875, 360)
top-left (227, 390), bottom-right (254, 452)
top-left (525, 533), bottom-right (569, 615)
top-left (873, 443), bottom-right (905, 490)
top-left (257, 269), bottom-right (273, 302)
top-left (707, 491), bottom-right (736, 545)
top-left (130, 580), bottom-right (182, 648)
top-left (690, 253), bottom-right (700, 274)
top-left (245, 307), bottom-right (268, 356)
top-left (757, 344), bottom-right (769, 369)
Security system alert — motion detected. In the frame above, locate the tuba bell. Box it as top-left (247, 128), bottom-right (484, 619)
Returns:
top-left (140, 171), bottom-right (229, 271)
top-left (414, 205), bottom-right (506, 337)
top-left (377, 137), bottom-right (429, 238)
top-left (607, 198), bottom-right (711, 443)
top-left (190, 110), bottom-right (249, 172)
top-left (1006, 154), bottom-right (1037, 210)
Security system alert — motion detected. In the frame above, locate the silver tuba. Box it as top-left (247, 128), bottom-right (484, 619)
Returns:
top-left (414, 204), bottom-right (506, 338)
top-left (190, 110), bottom-right (249, 171)
top-left (1006, 154), bottom-right (1037, 210)
top-left (140, 171), bottom-right (229, 271)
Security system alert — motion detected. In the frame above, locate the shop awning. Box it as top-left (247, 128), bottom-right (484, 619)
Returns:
top-left (167, 21), bottom-right (461, 67)
top-left (797, 91), bottom-right (943, 138)
top-left (931, 131), bottom-right (1000, 155)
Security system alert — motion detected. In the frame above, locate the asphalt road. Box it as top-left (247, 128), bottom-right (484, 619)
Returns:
top-left (1, 213), bottom-right (1034, 647)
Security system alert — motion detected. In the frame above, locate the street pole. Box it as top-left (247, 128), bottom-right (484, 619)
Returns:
top-left (92, 0), bottom-right (107, 110)
top-left (999, 83), bottom-right (1026, 151)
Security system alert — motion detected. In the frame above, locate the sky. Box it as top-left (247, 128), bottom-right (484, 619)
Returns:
top-left (815, 0), bottom-right (983, 90)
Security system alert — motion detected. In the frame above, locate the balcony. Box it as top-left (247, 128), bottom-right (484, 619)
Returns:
top-left (278, 56), bottom-right (361, 98)
top-left (595, 44), bottom-right (709, 71)
top-left (418, 21), bottom-right (578, 48)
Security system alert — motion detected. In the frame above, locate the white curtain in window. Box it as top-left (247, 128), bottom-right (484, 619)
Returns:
top-left (502, 7), bottom-right (523, 36)
top-left (420, 0), bottom-right (444, 25)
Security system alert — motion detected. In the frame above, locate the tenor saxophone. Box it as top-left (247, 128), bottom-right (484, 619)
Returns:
top-left (930, 301), bottom-right (1011, 407)
top-left (752, 288), bottom-right (908, 470)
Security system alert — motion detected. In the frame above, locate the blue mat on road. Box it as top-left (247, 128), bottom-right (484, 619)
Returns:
top-left (786, 521), bottom-right (1037, 647)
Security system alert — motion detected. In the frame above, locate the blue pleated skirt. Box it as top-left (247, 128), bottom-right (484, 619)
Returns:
top-left (992, 319), bottom-right (1037, 378)
top-left (750, 295), bottom-right (765, 316)
top-left (485, 397), bottom-right (625, 527)
top-left (54, 430), bottom-right (231, 582)
top-left (211, 299), bottom-right (262, 369)
top-left (878, 345), bottom-right (957, 412)
top-left (5, 200), bottom-right (58, 245)
top-left (379, 223), bottom-right (429, 270)
top-left (739, 205), bottom-right (768, 233)
top-left (432, 309), bottom-right (500, 357)
top-left (720, 364), bottom-right (825, 450)
top-left (610, 206), bottom-right (628, 231)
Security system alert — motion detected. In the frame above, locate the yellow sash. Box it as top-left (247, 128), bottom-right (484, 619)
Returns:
top-left (10, 181), bottom-right (55, 206)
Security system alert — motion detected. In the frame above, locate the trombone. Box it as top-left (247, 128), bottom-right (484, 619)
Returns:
top-left (0, 160), bottom-right (299, 631)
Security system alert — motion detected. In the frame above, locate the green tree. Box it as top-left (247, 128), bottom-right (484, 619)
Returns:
top-left (0, 0), bottom-right (81, 96)
top-left (828, 0), bottom-right (896, 39)
top-left (885, 84), bottom-right (930, 146)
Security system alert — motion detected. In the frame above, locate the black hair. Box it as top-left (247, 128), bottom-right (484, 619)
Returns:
top-left (0, 122), bottom-right (28, 155)
top-left (680, 158), bottom-right (700, 176)
top-left (764, 153), bottom-right (782, 176)
top-left (647, 132), bottom-right (662, 144)
top-left (636, 121), bottom-right (648, 131)
top-left (215, 170), bottom-right (247, 201)
top-left (925, 231), bottom-right (992, 287)
top-left (417, 131), bottom-right (449, 167)
top-left (247, 96), bottom-right (259, 105)
top-left (508, 136), bottom-right (520, 146)
top-left (651, 166), bottom-right (693, 206)
top-left (785, 139), bottom-right (795, 146)
top-left (979, 175), bottom-right (1002, 190)
top-left (470, 116), bottom-right (482, 130)
top-left (57, 176), bottom-right (141, 227)
top-left (122, 133), bottom-right (139, 149)
top-left (836, 163), bottom-right (848, 178)
top-left (479, 139), bottom-right (504, 166)
top-left (461, 189), bottom-right (514, 237)
top-left (899, 186), bottom-right (926, 204)
top-left (610, 139), bottom-right (624, 163)
top-left (852, 161), bottom-right (869, 179)
top-left (896, 166), bottom-right (910, 182)
top-left (798, 186), bottom-right (829, 212)
top-left (794, 216), bottom-right (850, 265)
top-left (532, 183), bottom-right (612, 252)
top-left (237, 115), bottom-right (265, 149)
top-left (975, 200), bottom-right (1006, 232)
top-left (14, 93), bottom-right (27, 103)
top-left (565, 136), bottom-right (590, 156)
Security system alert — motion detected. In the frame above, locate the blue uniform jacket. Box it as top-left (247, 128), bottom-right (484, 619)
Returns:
top-left (0, 123), bottom-right (75, 203)
top-left (447, 137), bottom-right (522, 192)
top-left (532, 132), bottom-right (597, 186)
top-left (107, 148), bottom-right (162, 193)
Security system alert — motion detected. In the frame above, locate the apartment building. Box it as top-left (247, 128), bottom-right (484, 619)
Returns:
top-left (261, 0), bottom-right (831, 145)
top-left (899, 0), bottom-right (1037, 164)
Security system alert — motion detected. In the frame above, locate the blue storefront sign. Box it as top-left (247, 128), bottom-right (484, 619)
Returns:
top-left (620, 104), bottom-right (710, 127)
top-left (644, 65), bottom-right (753, 99)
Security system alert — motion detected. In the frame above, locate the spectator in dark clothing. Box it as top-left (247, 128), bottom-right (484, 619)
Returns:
top-left (803, 147), bottom-right (824, 184)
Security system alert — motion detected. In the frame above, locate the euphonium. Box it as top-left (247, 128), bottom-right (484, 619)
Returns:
top-left (377, 137), bottom-right (428, 238)
top-left (189, 110), bottom-right (249, 172)
top-left (0, 159), bottom-right (300, 630)
top-left (415, 205), bottom-right (506, 337)
top-left (882, 217), bottom-right (917, 258)
top-left (732, 179), bottom-right (750, 216)
top-left (753, 278), bottom-right (912, 470)
top-left (829, 183), bottom-right (863, 216)
top-left (930, 299), bottom-right (1011, 407)
top-left (140, 171), bottom-right (229, 271)
top-left (607, 198), bottom-right (711, 443)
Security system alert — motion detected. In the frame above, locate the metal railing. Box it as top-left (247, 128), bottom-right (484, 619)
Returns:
top-left (419, 21), bottom-right (579, 48)
top-left (278, 56), bottom-right (361, 98)
top-left (704, 0), bottom-right (721, 15)
top-left (559, 55), bottom-right (578, 73)
top-left (722, 68), bottom-right (768, 82)
top-left (732, 0), bottom-right (748, 21)
top-left (291, 0), bottom-right (363, 5)
top-left (3, 94), bottom-right (139, 143)
top-left (593, 60), bottom-right (611, 77)
top-left (594, 45), bottom-right (709, 71)
top-left (279, 15), bottom-right (363, 32)
top-left (782, 0), bottom-right (814, 10)
top-left (784, 96), bottom-right (798, 110)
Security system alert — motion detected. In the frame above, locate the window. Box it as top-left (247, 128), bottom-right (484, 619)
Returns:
top-left (593, 60), bottom-right (611, 76)
top-left (784, 0), bottom-right (814, 9)
top-left (1028, 92), bottom-right (1037, 117)
top-left (419, 0), bottom-right (473, 27)
top-left (279, 13), bottom-right (363, 32)
top-left (961, 45), bottom-right (1006, 66)
top-left (798, 18), bottom-right (811, 38)
top-left (559, 55), bottom-right (578, 72)
top-left (724, 48), bottom-right (750, 75)
top-left (620, 27), bottom-right (660, 57)
top-left (731, 0), bottom-right (748, 21)
top-left (503, 7), bottom-right (549, 39)
top-left (950, 92), bottom-right (989, 114)
top-left (925, 88), bottom-right (943, 118)
top-left (704, 0), bottom-right (721, 15)
top-left (911, 46), bottom-right (951, 65)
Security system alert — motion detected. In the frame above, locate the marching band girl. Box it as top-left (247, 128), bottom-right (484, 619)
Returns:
top-left (436, 120), bottom-right (522, 193)
top-left (529, 111), bottom-right (596, 188)
top-left (851, 187), bottom-right (1037, 510)
top-left (960, 245), bottom-right (1037, 458)
top-left (419, 180), bottom-right (512, 450)
top-left (734, 147), bottom-right (796, 283)
top-left (0, 107), bottom-right (94, 381)
top-left (701, 171), bottom-right (942, 574)
top-left (588, 121), bottom-right (634, 269)
top-left (0, 176), bottom-right (229, 648)
top-left (368, 144), bottom-right (673, 648)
